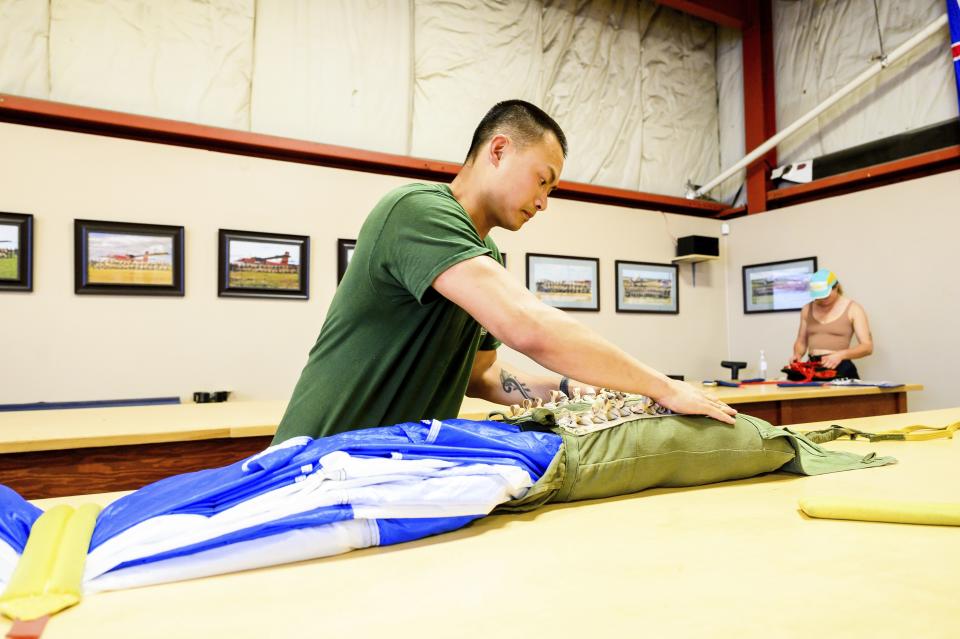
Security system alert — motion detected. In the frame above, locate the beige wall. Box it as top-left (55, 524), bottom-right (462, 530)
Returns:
top-left (5, 121), bottom-right (952, 412)
top-left (491, 200), bottom-right (728, 383)
top-left (0, 122), bottom-right (728, 405)
top-left (724, 170), bottom-right (960, 411)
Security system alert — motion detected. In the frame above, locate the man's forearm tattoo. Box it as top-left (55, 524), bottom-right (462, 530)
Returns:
top-left (500, 370), bottom-right (532, 400)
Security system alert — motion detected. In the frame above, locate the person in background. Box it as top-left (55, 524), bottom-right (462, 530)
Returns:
top-left (792, 269), bottom-right (873, 379)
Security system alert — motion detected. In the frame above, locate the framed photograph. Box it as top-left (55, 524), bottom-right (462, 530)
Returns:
top-left (0, 212), bottom-right (33, 292)
top-left (337, 239), bottom-right (356, 283)
top-left (742, 256), bottom-right (818, 313)
top-left (75, 219), bottom-right (184, 296)
top-left (615, 260), bottom-right (678, 314)
top-left (526, 253), bottom-right (599, 311)
top-left (219, 229), bottom-right (309, 299)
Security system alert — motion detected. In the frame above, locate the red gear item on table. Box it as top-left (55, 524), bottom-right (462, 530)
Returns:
top-left (781, 361), bottom-right (838, 383)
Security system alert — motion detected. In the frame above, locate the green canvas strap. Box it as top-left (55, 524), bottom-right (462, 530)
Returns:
top-left (801, 421), bottom-right (959, 444)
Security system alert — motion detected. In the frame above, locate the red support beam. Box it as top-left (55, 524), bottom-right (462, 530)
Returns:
top-left (765, 146), bottom-right (960, 209)
top-left (655, 0), bottom-right (746, 30)
top-left (712, 146), bottom-right (960, 217)
top-left (0, 94), bottom-right (724, 217)
top-left (741, 0), bottom-right (776, 214)
top-left (0, 94), bottom-right (462, 181)
top-left (715, 204), bottom-right (747, 219)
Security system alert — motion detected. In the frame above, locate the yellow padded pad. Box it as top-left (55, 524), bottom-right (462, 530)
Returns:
top-left (800, 496), bottom-right (960, 526)
top-left (0, 503), bottom-right (101, 621)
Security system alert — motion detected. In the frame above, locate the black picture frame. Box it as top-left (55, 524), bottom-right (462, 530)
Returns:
top-left (614, 260), bottom-right (679, 314)
top-left (75, 219), bottom-right (184, 296)
top-left (218, 229), bottom-right (310, 299)
top-left (526, 252), bottom-right (600, 312)
top-left (0, 212), bottom-right (33, 292)
top-left (742, 256), bottom-right (818, 314)
top-left (337, 239), bottom-right (356, 283)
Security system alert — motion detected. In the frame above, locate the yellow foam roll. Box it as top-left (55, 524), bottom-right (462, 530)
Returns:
top-left (0, 503), bottom-right (102, 621)
top-left (800, 496), bottom-right (960, 526)
top-left (48, 504), bottom-right (101, 594)
top-left (0, 506), bottom-right (72, 603)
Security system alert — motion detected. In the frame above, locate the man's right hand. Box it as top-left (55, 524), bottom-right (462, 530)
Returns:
top-left (656, 380), bottom-right (737, 425)
top-left (434, 256), bottom-right (738, 424)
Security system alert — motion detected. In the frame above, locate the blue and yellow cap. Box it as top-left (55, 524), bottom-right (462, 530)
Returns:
top-left (809, 269), bottom-right (837, 299)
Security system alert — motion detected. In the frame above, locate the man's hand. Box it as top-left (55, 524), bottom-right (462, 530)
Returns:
top-left (820, 353), bottom-right (844, 369)
top-left (656, 380), bottom-right (737, 425)
top-left (564, 379), bottom-right (596, 398)
top-left (435, 256), bottom-right (736, 417)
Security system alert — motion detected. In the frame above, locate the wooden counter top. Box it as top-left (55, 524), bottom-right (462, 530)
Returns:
top-left (0, 400), bottom-right (286, 454)
top-left (1, 383), bottom-right (924, 454)
top-left (13, 407), bottom-right (959, 639)
top-left (699, 381), bottom-right (923, 404)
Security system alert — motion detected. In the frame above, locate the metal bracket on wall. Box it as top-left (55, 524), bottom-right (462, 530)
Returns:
top-left (671, 254), bottom-right (718, 287)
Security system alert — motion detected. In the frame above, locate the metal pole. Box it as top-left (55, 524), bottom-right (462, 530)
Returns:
top-left (690, 13), bottom-right (949, 199)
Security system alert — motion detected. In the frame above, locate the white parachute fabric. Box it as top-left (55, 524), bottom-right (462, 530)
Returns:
top-left (0, 420), bottom-right (560, 594)
top-left (0, 542), bottom-right (18, 590)
top-left (0, 0), bottom-right (49, 99)
top-left (411, 0), bottom-right (721, 196)
top-left (85, 520), bottom-right (377, 594)
top-left (637, 6), bottom-right (719, 196)
top-left (410, 0), bottom-right (545, 163)
top-left (3, 0), bottom-right (955, 197)
top-left (715, 25), bottom-right (746, 205)
top-left (0, 0), bottom-right (726, 197)
top-left (540, 0), bottom-right (651, 189)
top-left (47, 0), bottom-right (254, 129)
top-left (82, 451), bottom-right (533, 584)
top-left (83, 453), bottom-right (533, 591)
top-left (250, 0), bottom-right (413, 155)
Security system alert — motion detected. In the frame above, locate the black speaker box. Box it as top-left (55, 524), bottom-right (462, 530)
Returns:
top-left (676, 235), bottom-right (719, 258)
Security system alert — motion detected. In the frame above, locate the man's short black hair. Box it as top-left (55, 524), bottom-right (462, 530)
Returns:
top-left (465, 100), bottom-right (567, 163)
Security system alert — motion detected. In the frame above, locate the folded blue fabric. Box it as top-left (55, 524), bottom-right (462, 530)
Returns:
top-left (0, 484), bottom-right (41, 552)
top-left (61, 418), bottom-right (553, 573)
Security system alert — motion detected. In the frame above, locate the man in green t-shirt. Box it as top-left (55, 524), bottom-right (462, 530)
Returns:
top-left (273, 100), bottom-right (735, 443)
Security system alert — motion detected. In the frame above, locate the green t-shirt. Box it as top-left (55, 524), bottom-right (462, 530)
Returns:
top-left (273, 183), bottom-right (502, 442)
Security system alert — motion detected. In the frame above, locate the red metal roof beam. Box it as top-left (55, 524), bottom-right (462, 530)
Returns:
top-left (654, 0), bottom-right (746, 29)
top-left (0, 94), bottom-right (725, 217)
top-left (741, 0), bottom-right (776, 214)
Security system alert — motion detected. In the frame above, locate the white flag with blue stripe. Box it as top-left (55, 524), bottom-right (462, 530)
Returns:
top-left (950, 0), bottom-right (960, 106)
